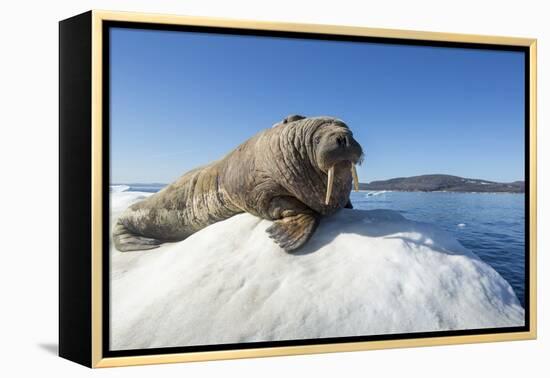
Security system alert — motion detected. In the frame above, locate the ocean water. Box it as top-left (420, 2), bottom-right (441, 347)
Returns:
top-left (351, 191), bottom-right (525, 307)
top-left (113, 184), bottom-right (526, 307)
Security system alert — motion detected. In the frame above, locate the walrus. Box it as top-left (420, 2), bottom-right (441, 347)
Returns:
top-left (113, 115), bottom-right (364, 253)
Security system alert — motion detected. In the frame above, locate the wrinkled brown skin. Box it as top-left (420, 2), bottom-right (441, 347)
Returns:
top-left (113, 115), bottom-right (364, 252)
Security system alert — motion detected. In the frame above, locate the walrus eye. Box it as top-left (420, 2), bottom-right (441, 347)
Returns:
top-left (314, 136), bottom-right (321, 145)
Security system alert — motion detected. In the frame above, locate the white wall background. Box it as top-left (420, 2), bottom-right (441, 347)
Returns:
top-left (0, 0), bottom-right (547, 376)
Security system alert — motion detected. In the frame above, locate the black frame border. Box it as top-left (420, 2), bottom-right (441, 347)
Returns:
top-left (101, 20), bottom-right (531, 359)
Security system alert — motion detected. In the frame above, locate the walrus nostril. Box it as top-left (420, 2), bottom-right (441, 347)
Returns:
top-left (335, 134), bottom-right (351, 148)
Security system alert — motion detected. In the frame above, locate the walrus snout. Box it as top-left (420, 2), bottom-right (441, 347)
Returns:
top-left (318, 131), bottom-right (364, 170)
top-left (315, 128), bottom-right (364, 205)
top-left (333, 132), bottom-right (363, 163)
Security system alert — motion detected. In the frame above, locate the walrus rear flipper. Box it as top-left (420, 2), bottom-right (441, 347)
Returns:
top-left (113, 219), bottom-right (161, 252)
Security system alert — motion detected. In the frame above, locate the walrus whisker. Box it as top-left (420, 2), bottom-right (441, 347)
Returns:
top-left (325, 166), bottom-right (334, 205)
top-left (351, 164), bottom-right (359, 192)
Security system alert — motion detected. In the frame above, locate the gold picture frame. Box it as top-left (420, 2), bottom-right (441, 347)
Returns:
top-left (59, 10), bottom-right (537, 368)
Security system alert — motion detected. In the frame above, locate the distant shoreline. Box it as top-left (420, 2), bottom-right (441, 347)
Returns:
top-left (359, 174), bottom-right (524, 194)
top-left (111, 185), bottom-right (524, 195)
top-left (354, 189), bottom-right (524, 195)
top-left (113, 174), bottom-right (525, 195)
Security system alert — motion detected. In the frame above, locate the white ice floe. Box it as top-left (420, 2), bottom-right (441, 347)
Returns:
top-left (366, 190), bottom-right (390, 197)
top-left (110, 184), bottom-right (130, 193)
top-left (110, 191), bottom-right (152, 214)
top-left (109, 191), bottom-right (524, 350)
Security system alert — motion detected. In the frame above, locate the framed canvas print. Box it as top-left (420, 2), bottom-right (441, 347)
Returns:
top-left (59, 10), bottom-right (537, 368)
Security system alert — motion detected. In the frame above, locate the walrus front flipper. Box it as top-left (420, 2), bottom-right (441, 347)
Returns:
top-left (112, 219), bottom-right (161, 252)
top-left (266, 213), bottom-right (319, 252)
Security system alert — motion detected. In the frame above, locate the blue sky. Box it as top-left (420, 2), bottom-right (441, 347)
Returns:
top-left (110, 28), bottom-right (525, 184)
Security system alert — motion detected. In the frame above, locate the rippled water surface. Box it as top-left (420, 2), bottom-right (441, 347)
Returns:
top-left (351, 191), bottom-right (526, 307)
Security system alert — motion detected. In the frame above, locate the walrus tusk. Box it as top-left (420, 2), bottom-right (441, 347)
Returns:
top-left (351, 164), bottom-right (359, 191)
top-left (325, 166), bottom-right (334, 205)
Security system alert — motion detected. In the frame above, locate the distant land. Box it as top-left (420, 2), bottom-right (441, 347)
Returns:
top-left (114, 175), bottom-right (525, 194)
top-left (359, 174), bottom-right (524, 193)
